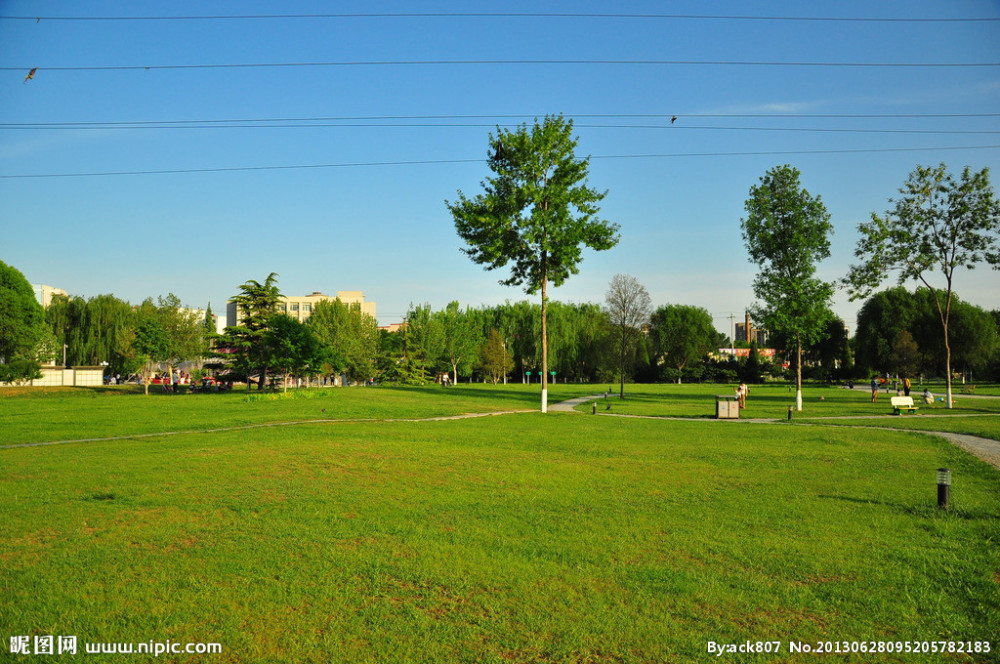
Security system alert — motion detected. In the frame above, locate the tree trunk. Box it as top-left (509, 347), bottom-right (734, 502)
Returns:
top-left (944, 320), bottom-right (953, 409)
top-left (619, 341), bottom-right (625, 399)
top-left (795, 336), bottom-right (803, 411)
top-left (541, 271), bottom-right (549, 413)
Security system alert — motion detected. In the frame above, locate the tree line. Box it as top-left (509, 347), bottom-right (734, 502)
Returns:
top-left (1, 259), bottom-right (997, 390)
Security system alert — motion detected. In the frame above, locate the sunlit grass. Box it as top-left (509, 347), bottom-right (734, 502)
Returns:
top-left (0, 383), bottom-right (589, 446)
top-left (2, 386), bottom-right (999, 662)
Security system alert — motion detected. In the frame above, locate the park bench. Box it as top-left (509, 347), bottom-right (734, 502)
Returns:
top-left (890, 395), bottom-right (919, 415)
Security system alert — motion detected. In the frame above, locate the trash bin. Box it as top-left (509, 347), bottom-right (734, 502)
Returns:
top-left (716, 395), bottom-right (740, 419)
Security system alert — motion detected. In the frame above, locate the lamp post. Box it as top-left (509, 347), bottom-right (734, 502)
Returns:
top-left (937, 468), bottom-right (951, 509)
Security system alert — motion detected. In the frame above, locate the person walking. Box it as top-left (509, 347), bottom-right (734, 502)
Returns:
top-left (870, 376), bottom-right (879, 403)
top-left (902, 376), bottom-right (911, 397)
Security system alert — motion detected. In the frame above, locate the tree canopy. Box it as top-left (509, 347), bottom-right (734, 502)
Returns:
top-left (855, 286), bottom-right (998, 378)
top-left (0, 261), bottom-right (47, 381)
top-left (741, 165), bottom-right (835, 410)
top-left (448, 114), bottom-right (620, 411)
top-left (216, 273), bottom-right (282, 389)
top-left (649, 304), bottom-right (717, 383)
top-left (307, 298), bottom-right (379, 382)
top-left (846, 163), bottom-right (1000, 407)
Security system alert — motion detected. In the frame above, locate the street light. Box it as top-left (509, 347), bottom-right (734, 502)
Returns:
top-left (937, 468), bottom-right (952, 509)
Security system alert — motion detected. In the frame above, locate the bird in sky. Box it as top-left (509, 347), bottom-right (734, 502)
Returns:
top-left (23, 68), bottom-right (37, 83)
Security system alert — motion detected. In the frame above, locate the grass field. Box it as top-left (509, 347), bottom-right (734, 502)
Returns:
top-left (2, 384), bottom-right (999, 663)
top-left (579, 383), bottom-right (1000, 422)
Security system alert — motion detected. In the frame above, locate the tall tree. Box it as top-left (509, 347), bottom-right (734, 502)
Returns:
top-left (845, 163), bottom-right (1000, 408)
top-left (807, 317), bottom-right (852, 379)
top-left (266, 314), bottom-right (325, 391)
top-left (948, 299), bottom-right (1000, 378)
top-left (45, 293), bottom-right (135, 376)
top-left (603, 274), bottom-right (651, 398)
top-left (405, 304), bottom-right (446, 379)
top-left (741, 165), bottom-right (835, 411)
top-left (648, 304), bottom-right (717, 384)
top-left (218, 273), bottom-right (282, 390)
top-left (448, 114), bottom-right (620, 411)
top-left (436, 301), bottom-right (483, 384)
top-left (479, 328), bottom-right (514, 385)
top-left (0, 261), bottom-right (47, 382)
top-left (307, 298), bottom-right (379, 382)
top-left (853, 286), bottom-right (925, 374)
top-left (203, 303), bottom-right (218, 340)
top-left (156, 293), bottom-right (206, 384)
top-left (889, 330), bottom-right (921, 379)
top-left (130, 302), bottom-right (170, 395)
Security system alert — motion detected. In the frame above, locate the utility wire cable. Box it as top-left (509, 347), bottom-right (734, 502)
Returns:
top-left (2, 113), bottom-right (997, 129)
top-left (3, 59), bottom-right (998, 72)
top-left (3, 145), bottom-right (998, 179)
top-left (2, 122), bottom-right (996, 136)
top-left (2, 12), bottom-right (998, 23)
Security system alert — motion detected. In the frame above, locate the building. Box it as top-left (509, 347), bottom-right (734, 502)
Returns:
top-left (31, 284), bottom-right (67, 308)
top-left (226, 291), bottom-right (376, 326)
top-left (735, 313), bottom-right (768, 346)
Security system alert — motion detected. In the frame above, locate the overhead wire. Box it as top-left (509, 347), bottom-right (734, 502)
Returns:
top-left (1, 122), bottom-right (996, 137)
top-left (3, 145), bottom-right (998, 179)
top-left (3, 111), bottom-right (999, 130)
top-left (3, 59), bottom-right (998, 72)
top-left (1, 12), bottom-right (998, 22)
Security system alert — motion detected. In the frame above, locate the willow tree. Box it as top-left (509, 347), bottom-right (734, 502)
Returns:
top-left (447, 115), bottom-right (620, 412)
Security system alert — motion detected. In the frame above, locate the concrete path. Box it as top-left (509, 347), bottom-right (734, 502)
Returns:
top-left (547, 394), bottom-right (607, 412)
top-left (927, 431), bottom-right (1000, 469)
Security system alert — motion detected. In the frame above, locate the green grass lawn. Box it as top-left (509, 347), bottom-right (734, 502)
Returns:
top-left (0, 383), bottom-right (589, 446)
top-left (2, 386), bottom-right (999, 662)
top-left (577, 384), bottom-right (1000, 435)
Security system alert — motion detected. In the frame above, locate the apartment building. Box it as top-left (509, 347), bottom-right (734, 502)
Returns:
top-left (227, 291), bottom-right (376, 326)
top-left (31, 283), bottom-right (67, 308)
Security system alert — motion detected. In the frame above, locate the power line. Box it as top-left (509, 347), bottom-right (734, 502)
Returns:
top-left (2, 12), bottom-right (997, 23)
top-left (2, 112), bottom-right (996, 129)
top-left (4, 59), bottom-right (998, 72)
top-left (3, 145), bottom-right (997, 179)
top-left (2, 121), bottom-right (996, 136)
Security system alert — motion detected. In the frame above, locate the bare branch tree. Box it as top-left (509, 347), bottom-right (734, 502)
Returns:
top-left (604, 273), bottom-right (651, 399)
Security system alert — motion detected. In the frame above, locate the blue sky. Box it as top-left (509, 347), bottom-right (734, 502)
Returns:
top-left (2, 1), bottom-right (999, 336)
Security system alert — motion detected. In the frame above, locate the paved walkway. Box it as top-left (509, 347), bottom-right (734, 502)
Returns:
top-left (923, 431), bottom-right (1000, 469)
top-left (547, 394), bottom-right (607, 412)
